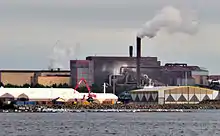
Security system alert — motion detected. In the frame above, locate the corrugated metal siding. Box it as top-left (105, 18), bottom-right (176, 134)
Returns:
top-left (37, 76), bottom-right (70, 86)
top-left (0, 72), bottom-right (34, 85)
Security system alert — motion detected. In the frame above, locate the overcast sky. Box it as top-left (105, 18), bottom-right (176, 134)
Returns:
top-left (0, 0), bottom-right (220, 74)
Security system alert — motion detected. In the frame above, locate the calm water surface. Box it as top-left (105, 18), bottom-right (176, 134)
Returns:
top-left (0, 110), bottom-right (220, 136)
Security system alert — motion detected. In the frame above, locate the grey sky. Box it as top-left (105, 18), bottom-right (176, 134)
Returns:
top-left (0, 0), bottom-right (220, 74)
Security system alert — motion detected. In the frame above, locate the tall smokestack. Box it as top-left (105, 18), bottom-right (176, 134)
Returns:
top-left (136, 37), bottom-right (141, 87)
top-left (129, 46), bottom-right (133, 57)
top-left (135, 6), bottom-right (198, 88)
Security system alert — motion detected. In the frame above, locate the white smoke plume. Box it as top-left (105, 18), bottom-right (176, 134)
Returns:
top-left (48, 41), bottom-right (76, 70)
top-left (137, 6), bottom-right (199, 39)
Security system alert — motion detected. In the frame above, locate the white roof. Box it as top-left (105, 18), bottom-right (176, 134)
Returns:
top-left (131, 86), bottom-right (180, 92)
top-left (0, 88), bottom-right (118, 101)
top-left (80, 93), bottom-right (118, 100)
top-left (0, 88), bottom-right (76, 101)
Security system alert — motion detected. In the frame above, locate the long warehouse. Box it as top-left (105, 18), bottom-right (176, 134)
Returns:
top-left (130, 86), bottom-right (220, 104)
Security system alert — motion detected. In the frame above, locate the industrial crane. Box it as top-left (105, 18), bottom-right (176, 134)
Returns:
top-left (74, 78), bottom-right (96, 101)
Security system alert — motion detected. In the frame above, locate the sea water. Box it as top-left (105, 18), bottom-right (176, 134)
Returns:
top-left (0, 110), bottom-right (220, 136)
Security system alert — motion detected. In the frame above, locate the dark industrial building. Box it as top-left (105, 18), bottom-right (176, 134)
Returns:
top-left (70, 37), bottom-right (208, 90)
top-left (70, 60), bottom-right (93, 87)
top-left (70, 56), bottom-right (209, 89)
top-left (86, 56), bottom-right (161, 85)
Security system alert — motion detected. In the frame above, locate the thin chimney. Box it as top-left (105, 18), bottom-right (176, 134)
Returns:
top-left (129, 46), bottom-right (133, 57)
top-left (136, 37), bottom-right (141, 87)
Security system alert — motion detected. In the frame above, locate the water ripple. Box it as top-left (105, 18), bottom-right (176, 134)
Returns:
top-left (0, 111), bottom-right (220, 136)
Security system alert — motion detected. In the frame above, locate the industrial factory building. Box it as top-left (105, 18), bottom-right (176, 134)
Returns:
top-left (0, 69), bottom-right (70, 86)
top-left (70, 37), bottom-right (208, 89)
top-left (130, 86), bottom-right (220, 104)
top-left (70, 56), bottom-right (209, 89)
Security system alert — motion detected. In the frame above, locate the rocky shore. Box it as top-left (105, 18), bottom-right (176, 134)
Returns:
top-left (1, 102), bottom-right (220, 113)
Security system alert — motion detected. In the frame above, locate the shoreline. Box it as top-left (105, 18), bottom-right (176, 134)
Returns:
top-left (1, 106), bottom-right (219, 113)
top-left (0, 108), bottom-right (199, 113)
top-left (1, 102), bottom-right (220, 113)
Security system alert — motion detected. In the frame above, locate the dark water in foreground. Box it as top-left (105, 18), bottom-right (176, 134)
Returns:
top-left (1, 111), bottom-right (220, 136)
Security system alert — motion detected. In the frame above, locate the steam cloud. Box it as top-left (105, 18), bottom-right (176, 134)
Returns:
top-left (137, 6), bottom-right (198, 39)
top-left (48, 41), bottom-right (75, 69)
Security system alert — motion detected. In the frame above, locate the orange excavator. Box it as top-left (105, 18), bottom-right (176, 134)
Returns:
top-left (74, 78), bottom-right (96, 102)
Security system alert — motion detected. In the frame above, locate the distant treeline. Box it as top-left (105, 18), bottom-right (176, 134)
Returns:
top-left (0, 82), bottom-right (106, 93)
top-left (0, 83), bottom-right (70, 88)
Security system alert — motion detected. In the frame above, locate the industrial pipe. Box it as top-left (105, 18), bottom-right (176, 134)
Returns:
top-left (119, 66), bottom-right (160, 74)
